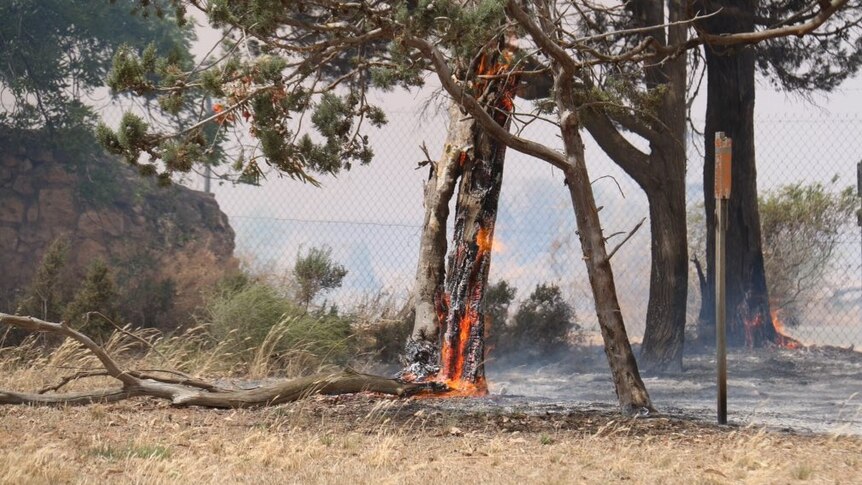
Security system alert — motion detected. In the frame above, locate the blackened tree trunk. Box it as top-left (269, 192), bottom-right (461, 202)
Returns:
top-left (405, 46), bottom-right (516, 392)
top-left (438, 50), bottom-right (517, 394)
top-left (402, 102), bottom-right (470, 381)
top-left (697, 0), bottom-right (777, 347)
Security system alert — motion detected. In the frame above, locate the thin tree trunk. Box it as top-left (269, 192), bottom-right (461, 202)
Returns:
top-left (580, 0), bottom-right (689, 373)
top-left (556, 77), bottom-right (654, 415)
top-left (697, 0), bottom-right (777, 347)
top-left (403, 102), bottom-right (468, 381)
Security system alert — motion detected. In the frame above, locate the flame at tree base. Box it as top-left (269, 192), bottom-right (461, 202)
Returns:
top-left (435, 375), bottom-right (488, 398)
top-left (771, 309), bottom-right (803, 349)
top-left (743, 307), bottom-right (804, 349)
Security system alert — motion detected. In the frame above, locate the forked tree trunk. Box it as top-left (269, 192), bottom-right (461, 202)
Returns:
top-left (697, 0), bottom-right (777, 347)
top-left (556, 77), bottom-right (654, 415)
top-left (438, 49), bottom-right (517, 394)
top-left (402, 102), bottom-right (469, 381)
top-left (406, 46), bottom-right (517, 393)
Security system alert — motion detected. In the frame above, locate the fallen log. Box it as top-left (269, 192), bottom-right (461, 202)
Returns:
top-left (0, 313), bottom-right (447, 408)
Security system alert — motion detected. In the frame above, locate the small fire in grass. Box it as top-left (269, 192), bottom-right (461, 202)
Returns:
top-left (743, 307), bottom-right (803, 349)
top-left (771, 308), bottom-right (803, 349)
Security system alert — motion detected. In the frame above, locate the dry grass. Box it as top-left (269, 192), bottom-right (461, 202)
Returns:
top-left (1, 331), bottom-right (861, 484)
top-left (1, 398), bottom-right (860, 485)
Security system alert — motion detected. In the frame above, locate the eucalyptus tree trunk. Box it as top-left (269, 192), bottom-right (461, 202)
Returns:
top-left (697, 0), bottom-right (777, 347)
top-left (405, 47), bottom-right (516, 391)
top-left (556, 76), bottom-right (654, 415)
top-left (402, 102), bottom-right (470, 381)
top-left (581, 0), bottom-right (689, 373)
top-left (438, 54), bottom-right (514, 392)
top-left (634, 1), bottom-right (689, 373)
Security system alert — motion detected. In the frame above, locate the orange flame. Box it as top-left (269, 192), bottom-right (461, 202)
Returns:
top-left (742, 307), bottom-right (803, 349)
top-left (770, 308), bottom-right (802, 350)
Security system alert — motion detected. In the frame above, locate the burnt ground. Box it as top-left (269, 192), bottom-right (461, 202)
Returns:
top-left (485, 345), bottom-right (862, 435)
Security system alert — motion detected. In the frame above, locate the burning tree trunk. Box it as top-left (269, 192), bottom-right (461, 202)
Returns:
top-left (403, 102), bottom-right (469, 381)
top-left (406, 14), bottom-right (654, 413)
top-left (437, 48), bottom-right (518, 395)
top-left (697, 1), bottom-right (778, 347)
top-left (404, 45), bottom-right (517, 389)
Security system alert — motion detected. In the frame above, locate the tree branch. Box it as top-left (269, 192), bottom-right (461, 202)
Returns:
top-left (693, 0), bottom-right (850, 46)
top-left (0, 313), bottom-right (448, 408)
top-left (402, 36), bottom-right (570, 171)
top-left (607, 217), bottom-right (647, 261)
top-left (580, 110), bottom-right (651, 188)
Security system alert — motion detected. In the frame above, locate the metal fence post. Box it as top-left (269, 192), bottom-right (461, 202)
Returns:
top-left (715, 132), bottom-right (732, 425)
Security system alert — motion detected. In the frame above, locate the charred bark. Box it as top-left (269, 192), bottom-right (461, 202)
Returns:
top-left (0, 313), bottom-right (446, 408)
top-left (697, 0), bottom-right (777, 347)
top-left (438, 49), bottom-right (517, 394)
top-left (403, 102), bottom-right (469, 381)
top-left (404, 44), bottom-right (517, 393)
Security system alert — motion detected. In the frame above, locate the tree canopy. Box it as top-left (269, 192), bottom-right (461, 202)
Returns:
top-left (0, 0), bottom-right (194, 151)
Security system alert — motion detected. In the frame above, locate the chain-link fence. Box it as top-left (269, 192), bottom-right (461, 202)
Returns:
top-left (182, 109), bottom-right (861, 349)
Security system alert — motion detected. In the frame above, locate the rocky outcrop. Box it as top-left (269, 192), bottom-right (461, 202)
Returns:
top-left (0, 145), bottom-right (238, 329)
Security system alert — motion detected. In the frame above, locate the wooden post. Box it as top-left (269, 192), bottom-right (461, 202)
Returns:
top-left (715, 132), bottom-right (732, 425)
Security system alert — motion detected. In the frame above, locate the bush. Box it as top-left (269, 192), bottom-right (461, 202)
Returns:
top-left (688, 179), bottom-right (856, 327)
top-left (488, 282), bottom-right (579, 358)
top-left (483, 280), bottom-right (517, 353)
top-left (204, 277), bottom-right (353, 374)
top-left (63, 260), bottom-right (120, 342)
top-left (759, 180), bottom-right (856, 324)
top-left (293, 245), bottom-right (348, 309)
top-left (352, 293), bottom-right (414, 365)
top-left (16, 238), bottom-right (71, 321)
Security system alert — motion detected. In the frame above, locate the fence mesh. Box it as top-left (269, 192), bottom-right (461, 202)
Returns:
top-left (179, 109), bottom-right (861, 349)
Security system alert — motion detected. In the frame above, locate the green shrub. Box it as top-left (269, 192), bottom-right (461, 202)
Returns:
top-left (293, 245), bottom-right (347, 309)
top-left (63, 260), bottom-right (120, 342)
top-left (204, 278), bottom-right (353, 373)
top-left (360, 311), bottom-right (413, 365)
top-left (759, 180), bottom-right (856, 325)
top-left (487, 282), bottom-right (579, 358)
top-left (16, 237), bottom-right (70, 321)
top-left (509, 283), bottom-right (578, 351)
top-left (688, 179), bottom-right (857, 327)
top-left (345, 292), bottom-right (413, 365)
top-left (483, 280), bottom-right (517, 353)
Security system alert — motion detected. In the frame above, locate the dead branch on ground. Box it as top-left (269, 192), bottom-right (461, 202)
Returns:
top-left (0, 313), bottom-right (446, 408)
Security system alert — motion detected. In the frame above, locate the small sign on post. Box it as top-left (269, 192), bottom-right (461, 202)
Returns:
top-left (715, 132), bottom-right (731, 425)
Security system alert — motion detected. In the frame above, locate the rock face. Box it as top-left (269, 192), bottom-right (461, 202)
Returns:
top-left (0, 146), bottom-right (238, 329)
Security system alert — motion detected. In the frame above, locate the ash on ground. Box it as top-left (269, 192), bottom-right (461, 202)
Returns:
top-left (485, 345), bottom-right (862, 435)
